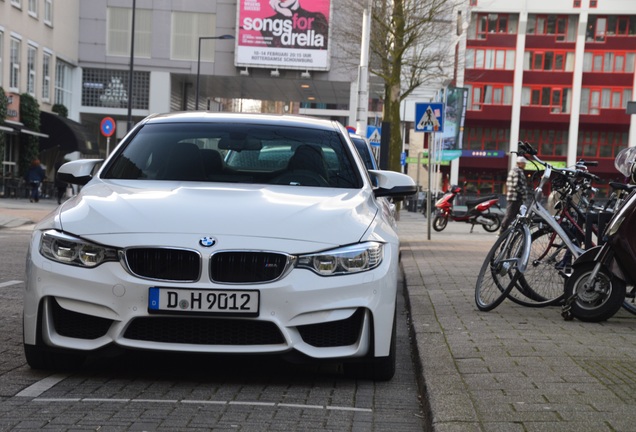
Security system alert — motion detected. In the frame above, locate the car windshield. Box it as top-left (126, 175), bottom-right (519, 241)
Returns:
top-left (102, 123), bottom-right (363, 188)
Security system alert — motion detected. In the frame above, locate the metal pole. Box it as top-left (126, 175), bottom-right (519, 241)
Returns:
top-left (195, 37), bottom-right (203, 110)
top-left (195, 35), bottom-right (235, 111)
top-left (127, 0), bottom-right (136, 132)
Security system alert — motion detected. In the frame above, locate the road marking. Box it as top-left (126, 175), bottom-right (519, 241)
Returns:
top-left (0, 280), bottom-right (22, 288)
top-left (28, 397), bottom-right (373, 412)
top-left (16, 374), bottom-right (69, 398)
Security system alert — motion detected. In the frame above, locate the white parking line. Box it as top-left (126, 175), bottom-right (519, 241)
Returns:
top-left (28, 397), bottom-right (373, 412)
top-left (16, 374), bottom-right (69, 398)
top-left (0, 280), bottom-right (22, 288)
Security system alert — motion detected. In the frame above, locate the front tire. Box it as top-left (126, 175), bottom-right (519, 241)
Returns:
top-left (564, 263), bottom-right (626, 322)
top-left (344, 313), bottom-right (396, 381)
top-left (24, 344), bottom-right (86, 371)
top-left (433, 215), bottom-right (448, 232)
top-left (475, 225), bottom-right (526, 311)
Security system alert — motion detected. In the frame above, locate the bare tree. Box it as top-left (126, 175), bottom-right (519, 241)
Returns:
top-left (335, 0), bottom-right (459, 172)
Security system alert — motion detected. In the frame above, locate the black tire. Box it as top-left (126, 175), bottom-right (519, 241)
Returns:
top-left (432, 215), bottom-right (448, 232)
top-left (482, 214), bottom-right (501, 233)
top-left (344, 313), bottom-right (396, 381)
top-left (23, 305), bottom-right (86, 371)
top-left (507, 227), bottom-right (570, 307)
top-left (564, 262), bottom-right (626, 322)
top-left (475, 226), bottom-right (526, 311)
top-left (24, 344), bottom-right (85, 371)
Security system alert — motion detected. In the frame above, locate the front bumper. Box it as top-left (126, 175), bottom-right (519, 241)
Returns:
top-left (24, 234), bottom-right (399, 360)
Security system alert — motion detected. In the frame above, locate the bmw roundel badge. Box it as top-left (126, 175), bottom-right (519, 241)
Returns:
top-left (199, 236), bottom-right (216, 247)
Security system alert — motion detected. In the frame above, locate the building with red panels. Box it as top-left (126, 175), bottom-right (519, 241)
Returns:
top-left (456, 0), bottom-right (636, 198)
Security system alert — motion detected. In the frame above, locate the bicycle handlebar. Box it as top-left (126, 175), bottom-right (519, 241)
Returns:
top-left (517, 141), bottom-right (600, 183)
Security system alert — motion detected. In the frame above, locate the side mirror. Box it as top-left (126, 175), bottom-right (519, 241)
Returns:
top-left (369, 170), bottom-right (417, 198)
top-left (57, 159), bottom-right (103, 186)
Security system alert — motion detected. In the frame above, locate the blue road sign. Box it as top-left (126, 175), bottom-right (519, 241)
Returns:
top-left (414, 103), bottom-right (444, 133)
top-left (367, 126), bottom-right (381, 147)
top-left (100, 117), bottom-right (116, 137)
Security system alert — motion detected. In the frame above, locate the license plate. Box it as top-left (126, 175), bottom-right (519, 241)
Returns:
top-left (148, 287), bottom-right (259, 316)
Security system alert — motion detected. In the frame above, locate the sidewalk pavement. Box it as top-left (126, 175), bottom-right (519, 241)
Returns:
top-left (2, 199), bottom-right (636, 431)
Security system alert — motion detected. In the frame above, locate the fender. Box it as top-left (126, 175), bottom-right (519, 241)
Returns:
top-left (571, 245), bottom-right (628, 282)
top-left (571, 246), bottom-right (603, 266)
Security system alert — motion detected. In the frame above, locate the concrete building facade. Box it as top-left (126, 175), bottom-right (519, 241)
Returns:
top-left (453, 0), bottom-right (636, 198)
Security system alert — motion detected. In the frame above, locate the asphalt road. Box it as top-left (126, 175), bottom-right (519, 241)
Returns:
top-left (0, 224), bottom-right (427, 431)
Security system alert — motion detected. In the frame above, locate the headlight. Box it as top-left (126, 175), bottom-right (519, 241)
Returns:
top-left (40, 230), bottom-right (119, 268)
top-left (297, 242), bottom-right (384, 276)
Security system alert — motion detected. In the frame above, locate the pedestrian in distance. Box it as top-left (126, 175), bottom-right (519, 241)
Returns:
top-left (54, 160), bottom-right (68, 205)
top-left (500, 155), bottom-right (528, 234)
top-left (25, 159), bottom-right (45, 203)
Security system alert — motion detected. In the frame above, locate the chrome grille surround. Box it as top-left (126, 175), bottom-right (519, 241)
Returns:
top-left (121, 247), bottom-right (202, 282)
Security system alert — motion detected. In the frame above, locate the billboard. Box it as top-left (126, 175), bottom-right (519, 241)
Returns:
top-left (440, 86), bottom-right (468, 150)
top-left (235, 0), bottom-right (331, 71)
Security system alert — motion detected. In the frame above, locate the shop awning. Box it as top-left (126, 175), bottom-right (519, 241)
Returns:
top-left (0, 119), bottom-right (49, 138)
top-left (39, 112), bottom-right (99, 155)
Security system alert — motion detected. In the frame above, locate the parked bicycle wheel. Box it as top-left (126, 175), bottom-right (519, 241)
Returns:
top-left (507, 227), bottom-right (570, 307)
top-left (564, 262), bottom-right (626, 322)
top-left (475, 225), bottom-right (527, 311)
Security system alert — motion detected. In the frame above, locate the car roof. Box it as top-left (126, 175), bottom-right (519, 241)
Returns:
top-left (141, 112), bottom-right (343, 131)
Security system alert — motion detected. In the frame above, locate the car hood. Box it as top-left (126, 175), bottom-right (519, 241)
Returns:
top-left (56, 181), bottom-right (377, 246)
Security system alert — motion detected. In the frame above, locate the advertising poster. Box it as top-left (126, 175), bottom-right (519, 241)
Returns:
top-left (441, 86), bottom-right (468, 150)
top-left (235, 0), bottom-right (331, 71)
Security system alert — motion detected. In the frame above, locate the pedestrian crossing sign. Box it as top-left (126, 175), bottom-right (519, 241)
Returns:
top-left (367, 126), bottom-right (381, 146)
top-left (414, 103), bottom-right (444, 133)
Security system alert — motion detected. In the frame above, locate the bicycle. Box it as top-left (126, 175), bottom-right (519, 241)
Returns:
top-left (475, 142), bottom-right (587, 311)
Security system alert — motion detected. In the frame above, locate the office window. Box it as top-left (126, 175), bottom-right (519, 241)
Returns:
top-left (42, 52), bottom-right (51, 101)
top-left (464, 127), bottom-right (510, 151)
top-left (583, 52), bottom-right (635, 73)
top-left (465, 84), bottom-right (513, 110)
top-left (28, 0), bottom-right (37, 16)
top-left (10, 37), bottom-right (20, 90)
top-left (171, 12), bottom-right (217, 61)
top-left (11, 0), bottom-right (21, 8)
top-left (82, 68), bottom-right (150, 110)
top-left (107, 7), bottom-right (152, 58)
top-left (466, 48), bottom-right (515, 70)
top-left (524, 50), bottom-right (575, 71)
top-left (519, 129), bottom-right (568, 157)
top-left (521, 86), bottom-right (572, 113)
top-left (580, 87), bottom-right (632, 114)
top-left (44, 0), bottom-right (53, 25)
top-left (527, 14), bottom-right (575, 41)
top-left (587, 15), bottom-right (636, 41)
top-left (55, 60), bottom-right (72, 110)
top-left (27, 44), bottom-right (36, 95)
top-left (578, 131), bottom-right (626, 160)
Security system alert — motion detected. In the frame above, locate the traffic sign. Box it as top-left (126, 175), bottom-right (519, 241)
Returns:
top-left (414, 103), bottom-right (444, 133)
top-left (100, 117), bottom-right (116, 137)
top-left (367, 126), bottom-right (381, 147)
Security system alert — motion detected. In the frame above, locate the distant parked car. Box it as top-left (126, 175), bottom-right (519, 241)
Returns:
top-left (23, 112), bottom-right (416, 380)
top-left (349, 133), bottom-right (378, 170)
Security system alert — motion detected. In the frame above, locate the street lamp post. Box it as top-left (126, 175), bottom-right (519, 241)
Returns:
top-left (195, 34), bottom-right (235, 110)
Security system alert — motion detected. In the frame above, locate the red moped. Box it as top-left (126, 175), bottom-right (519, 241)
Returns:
top-left (432, 185), bottom-right (502, 233)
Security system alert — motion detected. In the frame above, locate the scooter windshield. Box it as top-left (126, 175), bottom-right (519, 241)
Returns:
top-left (614, 147), bottom-right (636, 177)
